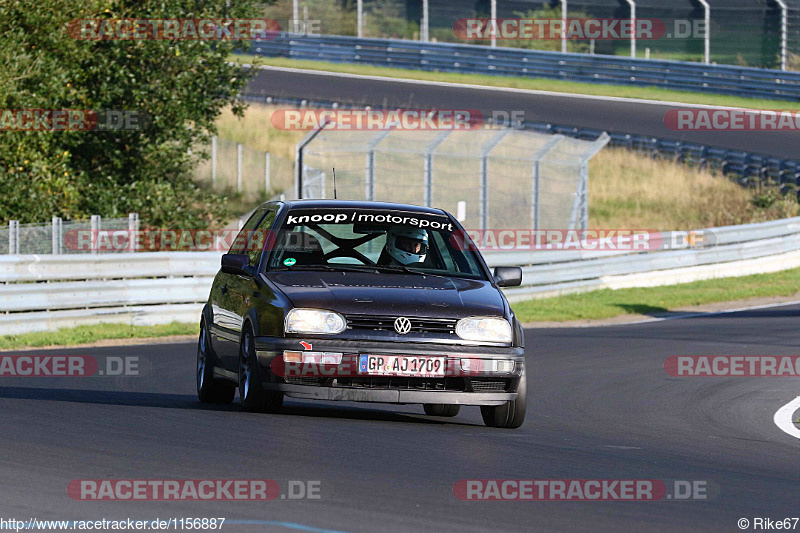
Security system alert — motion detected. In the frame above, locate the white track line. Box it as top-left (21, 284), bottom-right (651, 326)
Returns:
top-left (251, 64), bottom-right (768, 112)
top-left (774, 396), bottom-right (800, 440)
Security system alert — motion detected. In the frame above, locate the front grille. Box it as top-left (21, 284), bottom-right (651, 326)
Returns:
top-left (336, 376), bottom-right (466, 391)
top-left (470, 379), bottom-right (511, 392)
top-left (345, 314), bottom-right (457, 335)
top-left (286, 377), bottom-right (322, 386)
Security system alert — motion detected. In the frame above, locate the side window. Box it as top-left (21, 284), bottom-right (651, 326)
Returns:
top-left (229, 205), bottom-right (268, 254)
top-left (432, 232), bottom-right (457, 271)
top-left (247, 207), bottom-right (277, 268)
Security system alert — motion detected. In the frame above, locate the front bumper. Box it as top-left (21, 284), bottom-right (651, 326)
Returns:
top-left (255, 337), bottom-right (525, 406)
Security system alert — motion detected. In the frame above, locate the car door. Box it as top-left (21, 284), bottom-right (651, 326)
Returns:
top-left (209, 205), bottom-right (269, 369)
top-left (218, 205), bottom-right (279, 371)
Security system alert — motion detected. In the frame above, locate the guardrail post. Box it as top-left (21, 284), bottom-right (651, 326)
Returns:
top-left (51, 217), bottom-right (62, 254)
top-left (9, 220), bottom-right (19, 254)
top-left (128, 213), bottom-right (139, 252)
top-left (90, 215), bottom-right (100, 255)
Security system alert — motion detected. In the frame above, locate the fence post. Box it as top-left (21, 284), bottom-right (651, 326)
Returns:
top-left (90, 215), bottom-right (100, 255)
top-left (530, 135), bottom-right (564, 231)
top-left (295, 120), bottom-right (331, 199)
top-left (51, 216), bottom-right (62, 254)
top-left (265, 152), bottom-right (271, 193)
top-left (490, 0), bottom-right (497, 48)
top-left (237, 142), bottom-right (243, 193)
top-left (561, 0), bottom-right (567, 53)
top-left (357, 0), bottom-right (363, 38)
top-left (698, 0), bottom-right (710, 64)
top-left (421, 0), bottom-right (429, 42)
top-left (776, 0), bottom-right (788, 70)
top-left (424, 130), bottom-right (450, 207)
top-left (211, 135), bottom-right (217, 187)
top-left (9, 220), bottom-right (19, 254)
top-left (480, 129), bottom-right (511, 232)
top-left (366, 128), bottom-right (394, 202)
top-left (128, 213), bottom-right (139, 252)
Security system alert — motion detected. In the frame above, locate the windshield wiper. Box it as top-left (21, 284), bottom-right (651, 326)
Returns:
top-left (271, 264), bottom-right (379, 273)
top-left (371, 265), bottom-right (449, 279)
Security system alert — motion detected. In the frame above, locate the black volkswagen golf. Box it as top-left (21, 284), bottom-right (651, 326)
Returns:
top-left (196, 200), bottom-right (527, 428)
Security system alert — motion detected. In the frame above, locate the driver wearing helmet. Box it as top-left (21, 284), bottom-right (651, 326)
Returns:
top-left (378, 227), bottom-right (429, 266)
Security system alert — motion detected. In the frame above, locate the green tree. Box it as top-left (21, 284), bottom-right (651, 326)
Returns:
top-left (0, 0), bottom-right (264, 228)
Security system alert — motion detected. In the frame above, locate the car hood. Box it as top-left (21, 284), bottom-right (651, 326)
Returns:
top-left (267, 271), bottom-right (506, 318)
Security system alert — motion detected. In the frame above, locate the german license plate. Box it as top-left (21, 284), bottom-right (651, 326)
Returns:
top-left (358, 355), bottom-right (446, 377)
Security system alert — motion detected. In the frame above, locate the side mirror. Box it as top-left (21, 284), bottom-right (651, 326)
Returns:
top-left (493, 266), bottom-right (522, 287)
top-left (221, 253), bottom-right (252, 276)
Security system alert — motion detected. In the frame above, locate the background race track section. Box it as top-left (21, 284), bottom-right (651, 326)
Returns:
top-left (247, 66), bottom-right (800, 159)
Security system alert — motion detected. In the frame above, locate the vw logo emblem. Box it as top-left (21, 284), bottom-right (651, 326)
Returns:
top-left (394, 316), bottom-right (412, 335)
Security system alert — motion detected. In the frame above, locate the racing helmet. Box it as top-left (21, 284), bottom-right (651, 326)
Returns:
top-left (385, 227), bottom-right (428, 265)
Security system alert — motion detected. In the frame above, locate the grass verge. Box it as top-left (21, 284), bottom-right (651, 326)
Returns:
top-left (234, 54), bottom-right (800, 110)
top-left (513, 268), bottom-right (800, 323)
top-left (0, 322), bottom-right (196, 350)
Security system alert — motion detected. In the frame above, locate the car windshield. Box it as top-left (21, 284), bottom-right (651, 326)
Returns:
top-left (265, 207), bottom-right (486, 279)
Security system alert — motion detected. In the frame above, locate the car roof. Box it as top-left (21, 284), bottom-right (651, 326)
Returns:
top-left (278, 199), bottom-right (448, 216)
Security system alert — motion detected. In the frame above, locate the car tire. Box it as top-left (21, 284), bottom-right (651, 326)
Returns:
top-left (423, 404), bottom-right (461, 417)
top-left (196, 320), bottom-right (235, 404)
top-left (480, 368), bottom-right (526, 429)
top-left (238, 325), bottom-right (284, 413)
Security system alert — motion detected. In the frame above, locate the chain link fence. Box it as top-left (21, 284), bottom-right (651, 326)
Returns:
top-left (261, 0), bottom-right (799, 69)
top-left (193, 136), bottom-right (289, 200)
top-left (296, 124), bottom-right (609, 232)
top-left (1, 215), bottom-right (136, 255)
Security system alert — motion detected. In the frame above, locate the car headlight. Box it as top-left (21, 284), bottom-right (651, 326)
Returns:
top-left (285, 308), bottom-right (346, 335)
top-left (455, 317), bottom-right (512, 343)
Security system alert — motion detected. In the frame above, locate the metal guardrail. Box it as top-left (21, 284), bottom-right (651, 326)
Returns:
top-left (248, 33), bottom-right (800, 101)
top-left (2, 217), bottom-right (800, 334)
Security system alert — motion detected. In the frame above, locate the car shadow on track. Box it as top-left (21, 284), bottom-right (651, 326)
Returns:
top-left (0, 386), bottom-right (479, 426)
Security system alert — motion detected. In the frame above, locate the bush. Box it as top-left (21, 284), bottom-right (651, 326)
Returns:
top-left (0, 0), bottom-right (264, 228)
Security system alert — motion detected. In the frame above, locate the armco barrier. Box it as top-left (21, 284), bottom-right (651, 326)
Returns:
top-left (247, 34), bottom-right (800, 101)
top-left (2, 218), bottom-right (800, 334)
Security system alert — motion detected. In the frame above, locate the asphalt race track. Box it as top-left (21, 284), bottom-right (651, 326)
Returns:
top-left (246, 66), bottom-right (800, 159)
top-left (2, 305), bottom-right (798, 532)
